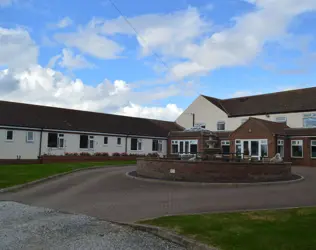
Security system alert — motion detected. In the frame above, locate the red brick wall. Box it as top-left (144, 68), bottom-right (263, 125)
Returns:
top-left (284, 137), bottom-right (316, 167)
top-left (229, 119), bottom-right (276, 158)
top-left (137, 158), bottom-right (292, 182)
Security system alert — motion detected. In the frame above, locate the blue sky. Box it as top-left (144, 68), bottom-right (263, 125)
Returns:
top-left (1, 0), bottom-right (316, 120)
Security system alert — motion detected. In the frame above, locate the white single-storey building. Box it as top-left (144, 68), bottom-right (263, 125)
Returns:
top-left (0, 101), bottom-right (183, 159)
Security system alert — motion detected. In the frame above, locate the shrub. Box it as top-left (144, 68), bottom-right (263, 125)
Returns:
top-left (120, 152), bottom-right (128, 157)
top-left (147, 153), bottom-right (159, 158)
top-left (94, 152), bottom-right (109, 157)
top-left (112, 152), bottom-right (121, 156)
top-left (80, 152), bottom-right (91, 156)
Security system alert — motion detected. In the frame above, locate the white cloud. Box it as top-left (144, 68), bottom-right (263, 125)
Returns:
top-left (0, 27), bottom-right (38, 68)
top-left (47, 54), bottom-right (61, 68)
top-left (0, 65), bottom-right (184, 120)
top-left (54, 28), bottom-right (124, 59)
top-left (0, 0), bottom-right (14, 7)
top-left (168, 0), bottom-right (316, 79)
top-left (58, 49), bottom-right (94, 70)
top-left (117, 103), bottom-right (183, 121)
top-left (56, 17), bottom-right (73, 29)
top-left (92, 7), bottom-right (210, 58)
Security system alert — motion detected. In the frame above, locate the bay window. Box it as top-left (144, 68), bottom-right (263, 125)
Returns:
top-left (171, 140), bottom-right (197, 154)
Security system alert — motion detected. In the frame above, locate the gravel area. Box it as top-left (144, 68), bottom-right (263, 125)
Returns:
top-left (0, 202), bottom-right (185, 250)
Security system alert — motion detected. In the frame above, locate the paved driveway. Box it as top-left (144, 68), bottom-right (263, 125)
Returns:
top-left (1, 166), bottom-right (316, 222)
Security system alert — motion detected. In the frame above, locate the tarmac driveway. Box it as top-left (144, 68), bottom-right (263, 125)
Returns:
top-left (1, 166), bottom-right (316, 222)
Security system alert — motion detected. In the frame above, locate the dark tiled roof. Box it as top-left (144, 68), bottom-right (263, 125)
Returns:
top-left (285, 128), bottom-right (316, 136)
top-left (0, 100), bottom-right (183, 137)
top-left (202, 87), bottom-right (316, 117)
top-left (249, 117), bottom-right (289, 135)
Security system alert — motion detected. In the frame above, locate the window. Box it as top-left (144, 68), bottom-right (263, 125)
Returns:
top-left (241, 118), bottom-right (248, 124)
top-left (311, 140), bottom-right (316, 158)
top-left (190, 140), bottom-right (198, 153)
top-left (235, 140), bottom-right (241, 156)
top-left (277, 139), bottom-right (284, 157)
top-left (47, 133), bottom-right (64, 148)
top-left (152, 140), bottom-right (163, 152)
top-left (221, 140), bottom-right (230, 154)
top-left (26, 131), bottom-right (34, 142)
top-left (104, 137), bottom-right (108, 145)
top-left (260, 139), bottom-right (268, 157)
top-left (172, 142), bottom-right (179, 154)
top-left (291, 140), bottom-right (303, 158)
top-left (6, 130), bottom-right (13, 141)
top-left (131, 138), bottom-right (142, 150)
top-left (276, 117), bottom-right (287, 124)
top-left (217, 121), bottom-right (225, 131)
top-left (80, 135), bottom-right (94, 149)
top-left (117, 137), bottom-right (121, 145)
top-left (179, 141), bottom-right (184, 153)
top-left (303, 114), bottom-right (316, 128)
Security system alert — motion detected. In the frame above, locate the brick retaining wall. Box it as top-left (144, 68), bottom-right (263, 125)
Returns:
top-left (137, 158), bottom-right (292, 182)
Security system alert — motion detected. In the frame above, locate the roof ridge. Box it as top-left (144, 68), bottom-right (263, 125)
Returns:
top-left (0, 100), bottom-right (174, 123)
top-left (221, 86), bottom-right (316, 101)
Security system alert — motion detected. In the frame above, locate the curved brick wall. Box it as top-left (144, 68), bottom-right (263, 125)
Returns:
top-left (136, 158), bottom-right (292, 182)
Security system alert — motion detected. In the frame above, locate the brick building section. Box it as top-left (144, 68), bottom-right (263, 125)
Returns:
top-left (229, 118), bottom-right (288, 158)
top-left (137, 158), bottom-right (292, 182)
top-left (167, 131), bottom-right (213, 156)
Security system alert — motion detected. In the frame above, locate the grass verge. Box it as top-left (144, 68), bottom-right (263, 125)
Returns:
top-left (140, 208), bottom-right (316, 250)
top-left (0, 160), bottom-right (136, 188)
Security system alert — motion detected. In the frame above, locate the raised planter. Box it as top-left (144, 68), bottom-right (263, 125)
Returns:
top-left (136, 158), bottom-right (293, 183)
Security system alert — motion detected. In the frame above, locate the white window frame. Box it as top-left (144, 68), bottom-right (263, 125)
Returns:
top-left (158, 140), bottom-right (163, 152)
top-left (291, 140), bottom-right (303, 158)
top-left (26, 131), bottom-right (34, 142)
top-left (89, 136), bottom-right (94, 149)
top-left (221, 140), bottom-right (230, 145)
top-left (5, 130), bottom-right (14, 142)
top-left (217, 121), bottom-right (225, 131)
top-left (275, 117), bottom-right (287, 123)
top-left (47, 133), bottom-right (64, 148)
top-left (117, 137), bottom-right (122, 145)
top-left (311, 140), bottom-right (316, 159)
top-left (277, 139), bottom-right (284, 157)
top-left (137, 139), bottom-right (142, 150)
top-left (303, 113), bottom-right (316, 128)
top-left (104, 136), bottom-right (108, 145)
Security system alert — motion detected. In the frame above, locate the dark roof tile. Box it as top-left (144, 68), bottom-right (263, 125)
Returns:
top-left (0, 100), bottom-right (183, 137)
top-left (202, 87), bottom-right (316, 117)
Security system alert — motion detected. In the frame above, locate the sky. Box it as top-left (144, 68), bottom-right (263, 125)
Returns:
top-left (1, 0), bottom-right (316, 121)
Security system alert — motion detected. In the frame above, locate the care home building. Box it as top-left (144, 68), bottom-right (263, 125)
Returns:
top-left (175, 87), bottom-right (316, 167)
top-left (0, 100), bottom-right (182, 160)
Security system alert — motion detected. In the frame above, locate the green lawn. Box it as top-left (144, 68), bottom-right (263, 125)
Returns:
top-left (0, 160), bottom-right (136, 188)
top-left (140, 208), bottom-right (316, 250)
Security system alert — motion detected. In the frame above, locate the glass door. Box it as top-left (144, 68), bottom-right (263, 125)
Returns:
top-left (250, 141), bottom-right (259, 159)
